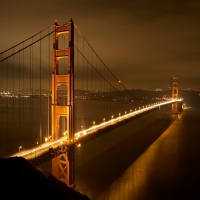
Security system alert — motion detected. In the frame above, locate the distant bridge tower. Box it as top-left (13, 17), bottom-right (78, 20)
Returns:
top-left (172, 75), bottom-right (178, 112)
top-left (51, 20), bottom-right (75, 186)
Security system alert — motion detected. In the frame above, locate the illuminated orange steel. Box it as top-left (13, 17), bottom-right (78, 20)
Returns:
top-left (51, 19), bottom-right (75, 187)
top-left (172, 75), bottom-right (178, 112)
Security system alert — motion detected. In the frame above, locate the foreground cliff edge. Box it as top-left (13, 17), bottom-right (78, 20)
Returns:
top-left (0, 157), bottom-right (90, 200)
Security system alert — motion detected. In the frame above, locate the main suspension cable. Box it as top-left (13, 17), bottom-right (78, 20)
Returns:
top-left (0, 24), bottom-right (54, 55)
top-left (74, 24), bottom-right (142, 104)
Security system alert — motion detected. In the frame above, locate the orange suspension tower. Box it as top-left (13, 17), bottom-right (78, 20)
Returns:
top-left (51, 19), bottom-right (75, 186)
top-left (172, 75), bottom-right (178, 112)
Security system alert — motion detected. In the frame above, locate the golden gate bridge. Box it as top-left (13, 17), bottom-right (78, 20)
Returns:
top-left (0, 19), bottom-right (182, 188)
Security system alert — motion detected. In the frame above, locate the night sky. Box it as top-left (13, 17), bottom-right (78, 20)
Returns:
top-left (0, 0), bottom-right (199, 90)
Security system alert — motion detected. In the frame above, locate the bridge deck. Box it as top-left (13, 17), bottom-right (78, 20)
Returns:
top-left (10, 99), bottom-right (182, 166)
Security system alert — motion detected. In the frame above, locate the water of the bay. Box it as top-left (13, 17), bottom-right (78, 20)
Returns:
top-left (1, 92), bottom-right (200, 200)
top-left (0, 96), bottom-right (135, 156)
top-left (75, 95), bottom-right (200, 200)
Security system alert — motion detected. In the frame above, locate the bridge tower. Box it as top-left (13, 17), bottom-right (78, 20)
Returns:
top-left (51, 20), bottom-right (75, 187)
top-left (172, 75), bottom-right (178, 112)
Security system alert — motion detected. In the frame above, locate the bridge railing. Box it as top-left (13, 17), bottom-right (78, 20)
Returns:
top-left (9, 99), bottom-right (182, 166)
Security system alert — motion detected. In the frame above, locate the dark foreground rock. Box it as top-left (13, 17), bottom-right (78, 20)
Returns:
top-left (0, 157), bottom-right (90, 200)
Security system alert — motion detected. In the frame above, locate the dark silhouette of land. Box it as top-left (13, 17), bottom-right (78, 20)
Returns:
top-left (0, 157), bottom-right (90, 200)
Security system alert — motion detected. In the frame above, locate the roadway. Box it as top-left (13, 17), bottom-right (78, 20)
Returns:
top-left (10, 99), bottom-right (182, 161)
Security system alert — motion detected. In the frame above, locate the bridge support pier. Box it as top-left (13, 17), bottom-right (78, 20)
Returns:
top-left (51, 20), bottom-right (75, 186)
top-left (177, 101), bottom-right (183, 112)
top-left (52, 144), bottom-right (75, 187)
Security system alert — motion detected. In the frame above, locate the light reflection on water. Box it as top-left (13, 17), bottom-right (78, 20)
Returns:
top-left (76, 106), bottom-right (200, 200)
top-left (96, 115), bottom-right (181, 200)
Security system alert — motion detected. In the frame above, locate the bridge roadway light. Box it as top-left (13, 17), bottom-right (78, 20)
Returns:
top-left (103, 118), bottom-right (105, 122)
top-left (112, 115), bottom-right (114, 119)
top-left (93, 121), bottom-right (96, 132)
top-left (63, 131), bottom-right (67, 136)
top-left (75, 135), bottom-right (79, 141)
top-left (77, 143), bottom-right (81, 148)
top-left (19, 146), bottom-right (22, 152)
top-left (35, 142), bottom-right (38, 157)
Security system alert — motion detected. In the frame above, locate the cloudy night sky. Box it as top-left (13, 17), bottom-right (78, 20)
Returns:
top-left (0, 0), bottom-right (199, 90)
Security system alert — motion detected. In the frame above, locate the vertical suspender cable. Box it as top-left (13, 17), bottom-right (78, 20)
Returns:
top-left (12, 48), bottom-right (15, 152)
top-left (76, 28), bottom-right (78, 131)
top-left (0, 53), bottom-right (1, 155)
top-left (91, 50), bottom-right (94, 125)
top-left (0, 54), bottom-right (1, 128)
top-left (104, 66), bottom-right (109, 120)
top-left (30, 38), bottom-right (33, 146)
top-left (82, 36), bottom-right (84, 130)
top-left (77, 28), bottom-right (79, 93)
top-left (76, 28), bottom-right (79, 131)
top-left (29, 44), bottom-right (31, 146)
top-left (6, 58), bottom-right (8, 154)
top-left (87, 43), bottom-right (89, 127)
top-left (19, 51), bottom-right (21, 149)
top-left (96, 57), bottom-right (98, 122)
top-left (109, 68), bottom-right (111, 119)
top-left (40, 33), bottom-right (42, 145)
top-left (48, 27), bottom-right (50, 140)
top-left (103, 61), bottom-right (105, 121)
top-left (22, 42), bottom-right (25, 149)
